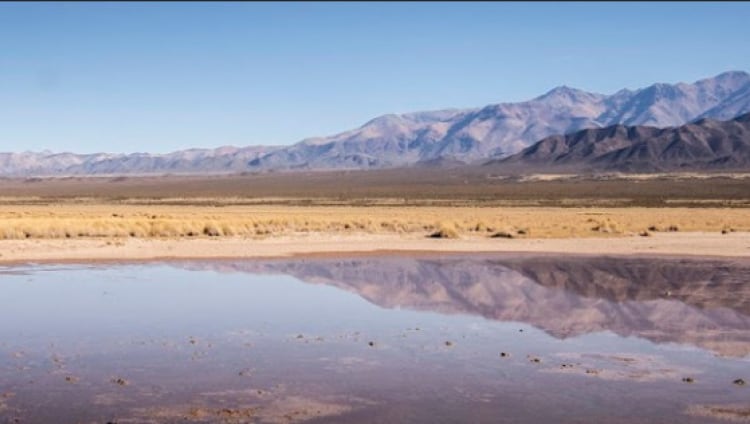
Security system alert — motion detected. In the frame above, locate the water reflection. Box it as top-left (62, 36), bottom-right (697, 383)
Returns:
top-left (0, 254), bottom-right (749, 423)
top-left (176, 255), bottom-right (750, 357)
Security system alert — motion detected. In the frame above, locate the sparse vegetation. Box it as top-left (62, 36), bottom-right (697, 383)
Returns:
top-left (590, 218), bottom-right (621, 234)
top-left (0, 203), bottom-right (747, 240)
top-left (0, 172), bottom-right (747, 241)
top-left (1, 171), bottom-right (750, 208)
top-left (429, 222), bottom-right (459, 239)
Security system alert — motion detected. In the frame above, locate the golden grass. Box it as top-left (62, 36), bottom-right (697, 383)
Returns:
top-left (428, 222), bottom-right (460, 239)
top-left (0, 203), bottom-right (748, 240)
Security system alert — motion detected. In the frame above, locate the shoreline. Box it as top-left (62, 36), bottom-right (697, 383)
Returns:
top-left (1, 232), bottom-right (748, 266)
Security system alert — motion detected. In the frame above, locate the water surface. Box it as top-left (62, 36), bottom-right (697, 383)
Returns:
top-left (1, 254), bottom-right (749, 423)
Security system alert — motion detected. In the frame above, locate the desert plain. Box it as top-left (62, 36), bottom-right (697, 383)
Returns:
top-left (1, 169), bottom-right (749, 262)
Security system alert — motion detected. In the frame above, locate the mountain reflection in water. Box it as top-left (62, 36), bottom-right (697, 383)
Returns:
top-left (175, 255), bottom-right (750, 357)
top-left (2, 254), bottom-right (750, 424)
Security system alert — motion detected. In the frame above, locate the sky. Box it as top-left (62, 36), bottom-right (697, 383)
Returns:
top-left (1, 2), bottom-right (749, 154)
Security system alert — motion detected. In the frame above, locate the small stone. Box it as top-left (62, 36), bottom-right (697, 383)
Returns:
top-left (734, 378), bottom-right (746, 386)
top-left (444, 341), bottom-right (453, 347)
top-left (368, 341), bottom-right (375, 347)
top-left (682, 377), bottom-right (695, 383)
top-left (111, 377), bottom-right (128, 386)
top-left (500, 352), bottom-right (509, 358)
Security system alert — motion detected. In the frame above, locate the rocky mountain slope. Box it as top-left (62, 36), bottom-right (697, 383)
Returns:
top-left (494, 112), bottom-right (750, 172)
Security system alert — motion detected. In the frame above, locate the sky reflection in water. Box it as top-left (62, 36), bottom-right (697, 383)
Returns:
top-left (1, 254), bottom-right (749, 423)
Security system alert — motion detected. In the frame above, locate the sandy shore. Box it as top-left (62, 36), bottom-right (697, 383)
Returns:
top-left (0, 232), bottom-right (748, 264)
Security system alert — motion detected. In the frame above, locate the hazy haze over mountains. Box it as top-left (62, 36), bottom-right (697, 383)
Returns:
top-left (2, 71), bottom-right (750, 176)
top-left (0, 146), bottom-right (276, 177)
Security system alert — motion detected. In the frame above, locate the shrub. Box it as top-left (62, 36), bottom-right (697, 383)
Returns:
top-left (429, 223), bottom-right (459, 239)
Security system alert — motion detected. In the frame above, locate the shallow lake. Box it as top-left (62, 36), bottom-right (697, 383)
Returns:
top-left (1, 254), bottom-right (749, 423)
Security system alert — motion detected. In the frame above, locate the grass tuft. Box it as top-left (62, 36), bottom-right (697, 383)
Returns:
top-left (428, 222), bottom-right (459, 239)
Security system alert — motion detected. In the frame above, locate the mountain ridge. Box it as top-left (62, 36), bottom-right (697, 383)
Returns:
top-left (2, 70), bottom-right (750, 176)
top-left (493, 112), bottom-right (750, 172)
top-left (248, 70), bottom-right (750, 170)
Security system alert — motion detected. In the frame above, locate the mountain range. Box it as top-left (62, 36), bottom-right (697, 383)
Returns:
top-left (0, 145), bottom-right (276, 177)
top-left (252, 70), bottom-right (750, 171)
top-left (494, 112), bottom-right (750, 172)
top-left (2, 70), bottom-right (750, 176)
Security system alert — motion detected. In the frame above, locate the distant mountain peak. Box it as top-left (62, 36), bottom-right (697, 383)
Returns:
top-left (364, 113), bottom-right (402, 125)
top-left (3, 70), bottom-right (750, 176)
top-left (535, 85), bottom-right (598, 101)
top-left (639, 82), bottom-right (685, 99)
top-left (713, 69), bottom-right (750, 80)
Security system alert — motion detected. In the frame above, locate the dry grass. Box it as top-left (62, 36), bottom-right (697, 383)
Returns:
top-left (428, 222), bottom-right (460, 239)
top-left (0, 203), bottom-right (748, 240)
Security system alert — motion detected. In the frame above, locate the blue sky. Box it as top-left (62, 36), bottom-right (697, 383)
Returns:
top-left (1, 2), bottom-right (749, 153)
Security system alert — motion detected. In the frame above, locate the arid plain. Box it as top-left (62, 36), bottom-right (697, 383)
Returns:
top-left (1, 169), bottom-right (749, 262)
